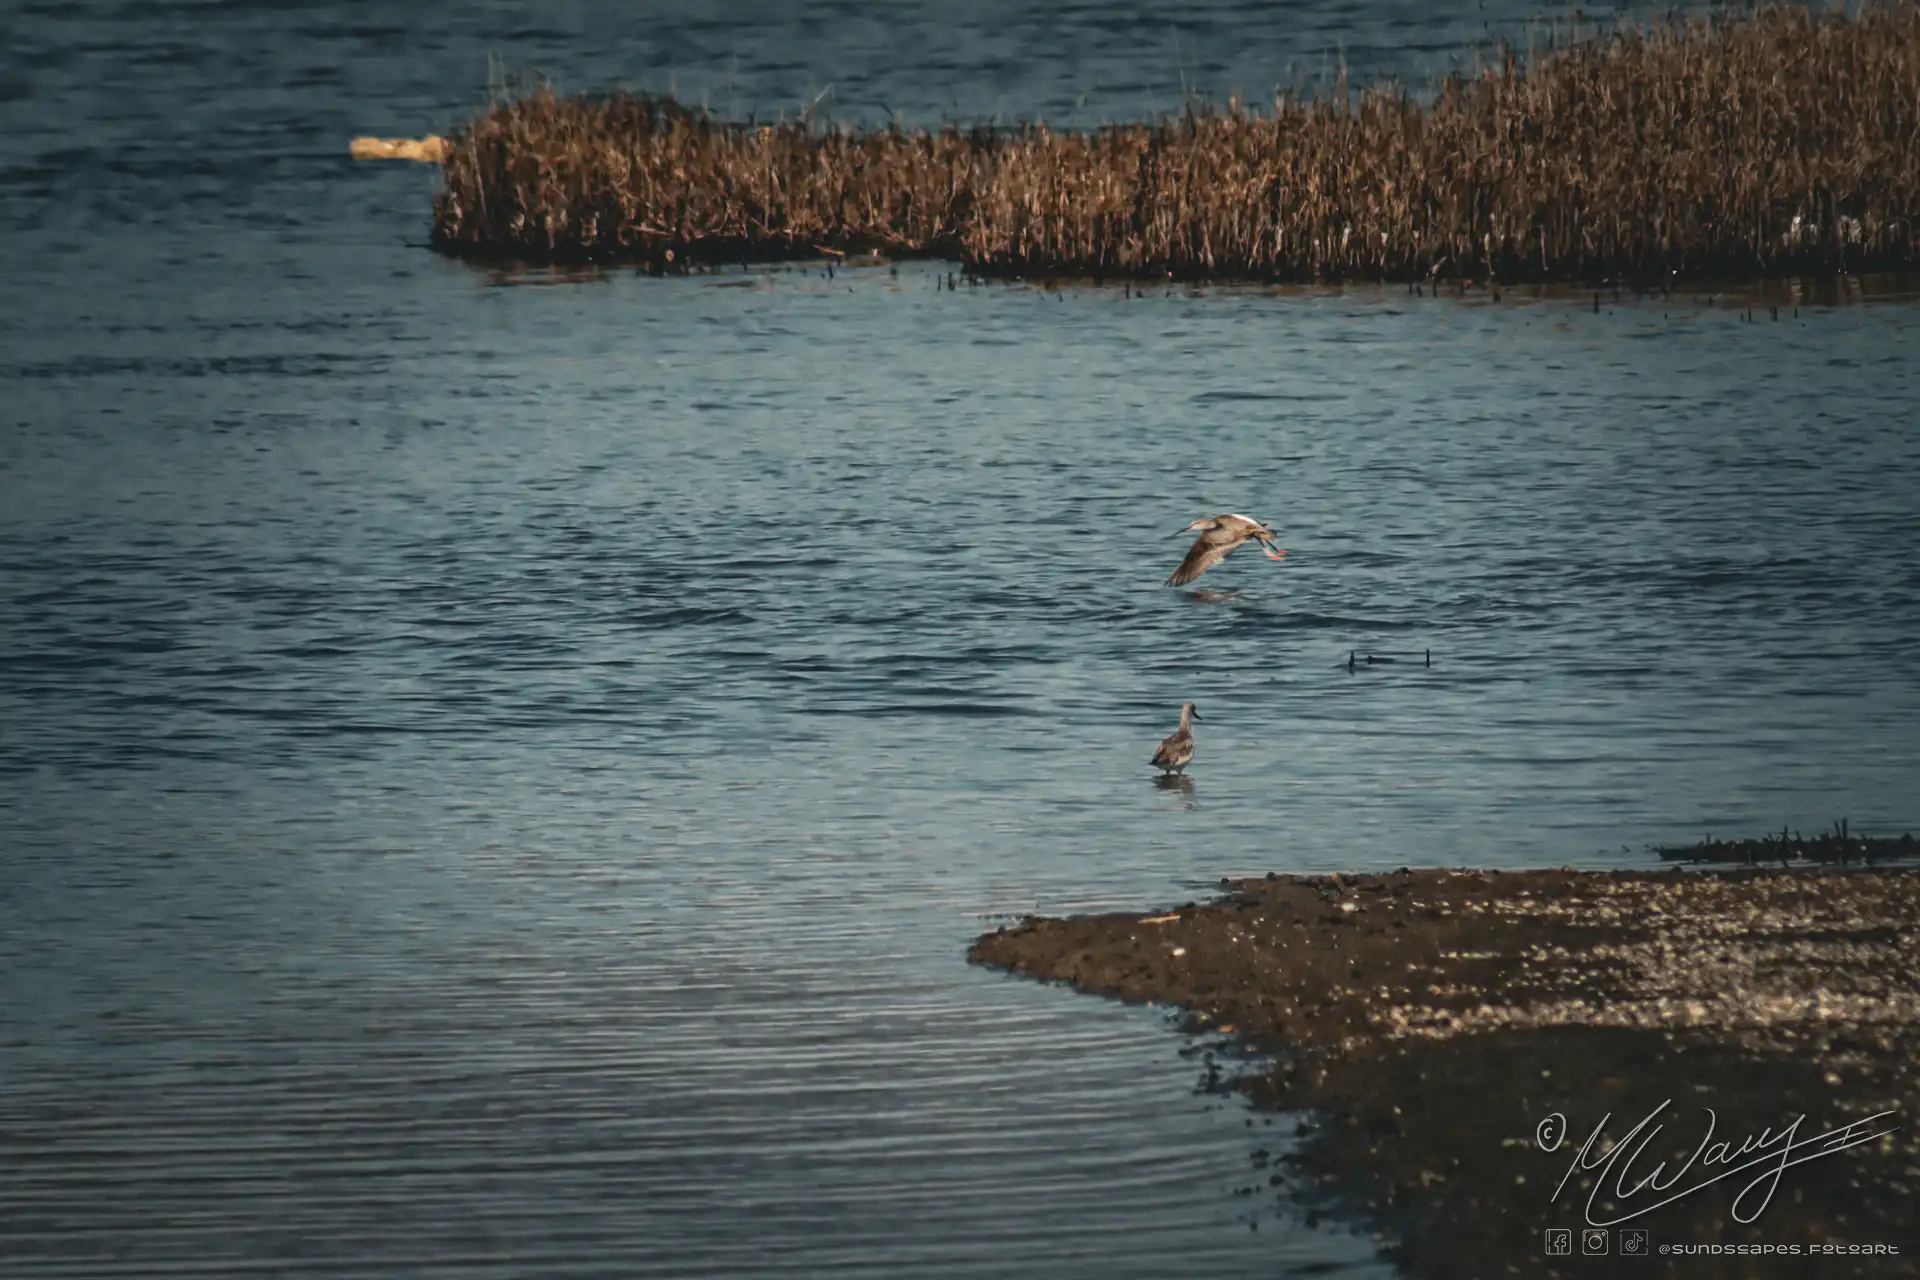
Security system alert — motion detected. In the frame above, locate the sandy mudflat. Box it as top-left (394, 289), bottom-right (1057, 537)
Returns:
top-left (971, 862), bottom-right (1920, 1277)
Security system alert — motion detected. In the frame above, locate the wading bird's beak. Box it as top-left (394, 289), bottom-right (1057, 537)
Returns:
top-left (1191, 710), bottom-right (1202, 721)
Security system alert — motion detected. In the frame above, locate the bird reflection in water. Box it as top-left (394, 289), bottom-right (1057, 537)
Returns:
top-left (1152, 772), bottom-right (1197, 809)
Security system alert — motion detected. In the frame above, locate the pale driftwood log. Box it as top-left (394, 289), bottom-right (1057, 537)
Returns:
top-left (350, 136), bottom-right (450, 163)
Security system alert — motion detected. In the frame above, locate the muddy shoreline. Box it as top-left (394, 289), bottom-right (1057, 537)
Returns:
top-left (970, 860), bottom-right (1920, 1276)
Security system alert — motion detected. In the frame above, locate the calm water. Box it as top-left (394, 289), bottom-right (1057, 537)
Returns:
top-left (4, 3), bottom-right (1919, 1276)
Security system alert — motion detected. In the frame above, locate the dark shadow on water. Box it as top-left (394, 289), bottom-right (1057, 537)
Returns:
top-left (1152, 773), bottom-right (1196, 809)
top-left (480, 262), bottom-right (617, 288)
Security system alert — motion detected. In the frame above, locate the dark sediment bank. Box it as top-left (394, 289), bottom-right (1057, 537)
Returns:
top-left (970, 854), bottom-right (1920, 1277)
top-left (431, 3), bottom-right (1920, 286)
top-left (1658, 821), bottom-right (1917, 866)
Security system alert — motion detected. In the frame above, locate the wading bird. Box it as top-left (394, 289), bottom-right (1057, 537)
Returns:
top-left (1151, 702), bottom-right (1201, 774)
top-left (1167, 514), bottom-right (1287, 586)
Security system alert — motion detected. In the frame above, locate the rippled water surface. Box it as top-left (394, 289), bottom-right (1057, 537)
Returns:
top-left (4, 3), bottom-right (1919, 1276)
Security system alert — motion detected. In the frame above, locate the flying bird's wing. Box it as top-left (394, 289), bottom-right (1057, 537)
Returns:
top-left (1167, 531), bottom-right (1239, 586)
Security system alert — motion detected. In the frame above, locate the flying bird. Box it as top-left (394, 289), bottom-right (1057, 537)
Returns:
top-left (1151, 702), bottom-right (1201, 774)
top-left (1166, 513), bottom-right (1288, 586)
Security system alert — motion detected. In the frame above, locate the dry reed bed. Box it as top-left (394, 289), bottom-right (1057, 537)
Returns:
top-left (432, 3), bottom-right (1920, 283)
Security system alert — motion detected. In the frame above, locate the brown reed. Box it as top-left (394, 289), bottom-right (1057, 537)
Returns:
top-left (432, 3), bottom-right (1920, 284)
